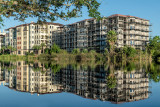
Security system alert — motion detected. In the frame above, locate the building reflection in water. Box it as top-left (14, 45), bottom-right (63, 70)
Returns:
top-left (0, 61), bottom-right (150, 103)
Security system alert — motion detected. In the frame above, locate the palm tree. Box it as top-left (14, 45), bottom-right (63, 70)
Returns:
top-left (106, 30), bottom-right (117, 62)
top-left (40, 43), bottom-right (46, 54)
top-left (106, 30), bottom-right (117, 55)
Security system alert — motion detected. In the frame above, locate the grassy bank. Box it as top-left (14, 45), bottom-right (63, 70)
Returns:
top-left (0, 52), bottom-right (152, 63)
top-left (38, 52), bottom-right (104, 62)
top-left (0, 55), bottom-right (38, 62)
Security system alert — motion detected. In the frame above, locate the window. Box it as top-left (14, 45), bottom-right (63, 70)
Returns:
top-left (133, 35), bottom-right (135, 38)
top-left (103, 26), bottom-right (107, 29)
top-left (23, 41), bottom-right (27, 45)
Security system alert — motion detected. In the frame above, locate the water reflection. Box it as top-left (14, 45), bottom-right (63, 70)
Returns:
top-left (0, 61), bottom-right (155, 104)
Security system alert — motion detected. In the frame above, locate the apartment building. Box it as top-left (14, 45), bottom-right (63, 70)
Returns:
top-left (108, 14), bottom-right (150, 50)
top-left (0, 33), bottom-right (4, 50)
top-left (0, 31), bottom-right (8, 50)
top-left (1, 14), bottom-right (150, 54)
top-left (53, 14), bottom-right (150, 52)
top-left (53, 18), bottom-right (107, 52)
top-left (6, 22), bottom-right (63, 55)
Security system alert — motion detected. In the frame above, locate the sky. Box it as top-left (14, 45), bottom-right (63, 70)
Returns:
top-left (0, 0), bottom-right (160, 37)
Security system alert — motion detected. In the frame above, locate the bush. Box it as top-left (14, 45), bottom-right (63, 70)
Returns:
top-left (82, 49), bottom-right (88, 53)
top-left (51, 44), bottom-right (61, 53)
top-left (72, 49), bottom-right (80, 54)
top-left (104, 48), bottom-right (109, 56)
top-left (44, 48), bottom-right (50, 54)
top-left (60, 49), bottom-right (68, 54)
top-left (26, 52), bottom-right (34, 56)
top-left (89, 50), bottom-right (96, 54)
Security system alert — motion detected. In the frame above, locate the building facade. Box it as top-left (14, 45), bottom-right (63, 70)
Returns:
top-left (0, 31), bottom-right (8, 50)
top-left (1, 14), bottom-right (150, 54)
top-left (108, 14), bottom-right (150, 50)
top-left (53, 18), bottom-right (107, 52)
top-left (6, 22), bottom-right (63, 55)
top-left (53, 14), bottom-right (150, 52)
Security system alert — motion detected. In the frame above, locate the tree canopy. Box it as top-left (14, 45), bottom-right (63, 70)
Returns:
top-left (106, 30), bottom-right (117, 45)
top-left (148, 36), bottom-right (160, 58)
top-left (0, 0), bottom-right (101, 26)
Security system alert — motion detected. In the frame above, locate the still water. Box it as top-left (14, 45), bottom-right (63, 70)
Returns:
top-left (0, 61), bottom-right (160, 107)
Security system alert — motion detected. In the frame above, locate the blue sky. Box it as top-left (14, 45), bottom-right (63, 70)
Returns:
top-left (1, 0), bottom-right (159, 37)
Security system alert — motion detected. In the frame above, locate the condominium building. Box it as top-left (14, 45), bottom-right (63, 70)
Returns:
top-left (53, 14), bottom-right (150, 52)
top-left (0, 30), bottom-right (8, 50)
top-left (1, 14), bottom-right (150, 54)
top-left (6, 22), bottom-right (63, 55)
top-left (108, 14), bottom-right (150, 50)
top-left (53, 18), bottom-right (107, 52)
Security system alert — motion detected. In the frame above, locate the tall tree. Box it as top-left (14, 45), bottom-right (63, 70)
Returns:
top-left (106, 30), bottom-right (117, 58)
top-left (148, 36), bottom-right (160, 60)
top-left (0, 0), bottom-right (101, 26)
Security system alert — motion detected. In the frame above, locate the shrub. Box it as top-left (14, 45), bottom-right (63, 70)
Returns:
top-left (104, 48), bottom-right (109, 56)
top-left (72, 48), bottom-right (80, 54)
top-left (51, 44), bottom-right (61, 53)
top-left (89, 50), bottom-right (96, 54)
top-left (26, 52), bottom-right (34, 56)
top-left (44, 48), bottom-right (50, 54)
top-left (82, 49), bottom-right (88, 53)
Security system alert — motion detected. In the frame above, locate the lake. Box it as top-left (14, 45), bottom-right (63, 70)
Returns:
top-left (0, 61), bottom-right (160, 107)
